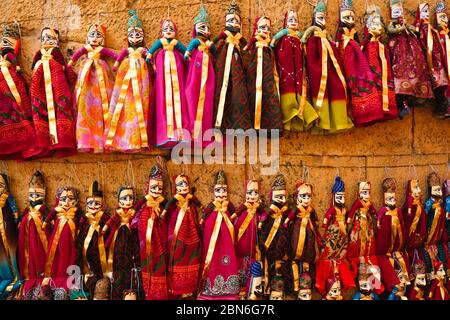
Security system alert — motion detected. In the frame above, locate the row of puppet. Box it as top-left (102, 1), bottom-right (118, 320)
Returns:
top-left (1, 0), bottom-right (450, 161)
top-left (0, 166), bottom-right (449, 300)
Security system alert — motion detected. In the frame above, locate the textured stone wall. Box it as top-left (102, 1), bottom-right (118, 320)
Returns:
top-left (0, 0), bottom-right (449, 220)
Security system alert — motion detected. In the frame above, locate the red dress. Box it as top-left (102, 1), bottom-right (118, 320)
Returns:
top-left (29, 47), bottom-right (77, 159)
top-left (0, 49), bottom-right (37, 159)
top-left (402, 193), bottom-right (427, 262)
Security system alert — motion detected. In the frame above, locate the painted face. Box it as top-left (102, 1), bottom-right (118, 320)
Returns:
top-left (58, 190), bottom-right (77, 211)
top-left (391, 3), bottom-right (403, 19)
top-left (359, 280), bottom-right (371, 295)
top-left (384, 192), bottom-right (396, 207)
top-left (420, 4), bottom-right (430, 20)
top-left (431, 186), bottom-right (443, 197)
top-left (0, 36), bottom-right (17, 51)
top-left (327, 281), bottom-right (341, 299)
top-left (29, 188), bottom-right (45, 205)
top-left (195, 22), bottom-right (210, 38)
top-left (410, 180), bottom-right (421, 198)
top-left (340, 9), bottom-right (355, 28)
top-left (148, 179), bottom-right (163, 198)
top-left (367, 14), bottom-right (383, 32)
top-left (86, 196), bottom-right (103, 214)
top-left (359, 182), bottom-right (371, 202)
top-left (214, 184), bottom-right (228, 202)
top-left (415, 273), bottom-right (427, 288)
top-left (225, 13), bottom-right (241, 31)
top-left (162, 20), bottom-right (176, 39)
top-left (334, 191), bottom-right (345, 205)
top-left (41, 28), bottom-right (59, 47)
top-left (272, 189), bottom-right (286, 205)
top-left (256, 17), bottom-right (271, 37)
top-left (298, 289), bottom-right (312, 300)
top-left (436, 264), bottom-right (446, 280)
top-left (246, 181), bottom-right (259, 203)
top-left (127, 27), bottom-right (144, 47)
top-left (87, 27), bottom-right (104, 46)
top-left (397, 272), bottom-right (407, 291)
top-left (249, 276), bottom-right (262, 300)
top-left (269, 290), bottom-right (283, 300)
top-left (314, 12), bottom-right (326, 29)
top-left (118, 188), bottom-right (134, 209)
top-left (286, 10), bottom-right (298, 29)
top-left (297, 185), bottom-right (312, 207)
top-left (437, 12), bottom-right (449, 27)
top-left (175, 176), bottom-right (190, 195)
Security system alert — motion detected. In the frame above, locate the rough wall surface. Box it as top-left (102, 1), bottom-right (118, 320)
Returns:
top-left (0, 0), bottom-right (448, 220)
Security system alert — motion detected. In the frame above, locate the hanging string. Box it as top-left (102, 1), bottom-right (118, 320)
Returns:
top-left (127, 160), bottom-right (136, 190)
top-left (358, 166), bottom-right (366, 181)
top-left (68, 161), bottom-right (86, 192)
top-left (335, 167), bottom-right (340, 178)
top-left (167, 5), bottom-right (170, 20)
top-left (303, 164), bottom-right (309, 183)
top-left (257, 0), bottom-right (267, 17)
top-left (97, 161), bottom-right (107, 194)
top-left (429, 164), bottom-right (438, 174)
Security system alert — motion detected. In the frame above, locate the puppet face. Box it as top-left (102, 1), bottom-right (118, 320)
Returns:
top-left (86, 196), bottom-right (103, 214)
top-left (41, 28), bottom-right (59, 48)
top-left (340, 9), bottom-right (355, 28)
top-left (248, 276), bottom-right (263, 300)
top-left (148, 179), bottom-right (163, 198)
top-left (391, 3), bottom-right (404, 19)
top-left (58, 190), bottom-right (77, 210)
top-left (415, 273), bottom-right (427, 288)
top-left (420, 4), bottom-right (430, 20)
top-left (256, 17), bottom-right (271, 37)
top-left (326, 280), bottom-right (341, 299)
top-left (314, 12), bottom-right (326, 29)
top-left (367, 14), bottom-right (383, 32)
top-left (195, 22), bottom-right (210, 38)
top-left (118, 188), bottom-right (134, 209)
top-left (87, 27), bottom-right (104, 46)
top-left (1, 35), bottom-right (18, 51)
top-left (29, 188), bottom-right (45, 206)
top-left (175, 176), bottom-right (190, 195)
top-left (214, 184), bottom-right (228, 202)
top-left (359, 182), bottom-right (371, 202)
top-left (359, 280), bottom-right (371, 295)
top-left (127, 27), bottom-right (144, 47)
top-left (297, 185), bottom-right (312, 207)
top-left (411, 180), bottom-right (421, 198)
top-left (269, 289), bottom-right (283, 300)
top-left (437, 12), bottom-right (449, 27)
top-left (334, 191), bottom-right (345, 205)
top-left (162, 20), bottom-right (176, 39)
top-left (397, 272), bottom-right (407, 291)
top-left (286, 10), bottom-right (298, 29)
top-left (298, 289), bottom-right (312, 300)
top-left (384, 192), bottom-right (396, 207)
top-left (431, 186), bottom-right (443, 198)
top-left (436, 264), bottom-right (446, 280)
top-left (225, 13), bottom-right (241, 31)
top-left (245, 181), bottom-right (259, 203)
top-left (272, 189), bottom-right (286, 205)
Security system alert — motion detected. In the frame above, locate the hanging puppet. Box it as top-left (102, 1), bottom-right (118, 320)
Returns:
top-left (104, 10), bottom-right (151, 152)
top-left (316, 176), bottom-right (354, 295)
top-left (0, 174), bottom-right (21, 299)
top-left (434, 1), bottom-right (450, 117)
top-left (0, 22), bottom-right (37, 160)
top-left (375, 177), bottom-right (411, 295)
top-left (163, 175), bottom-right (202, 298)
top-left (244, 16), bottom-right (282, 131)
top-left (322, 269), bottom-right (343, 300)
top-left (387, 0), bottom-right (433, 118)
top-left (42, 186), bottom-right (82, 297)
top-left (75, 181), bottom-right (109, 297)
top-left (271, 8), bottom-right (318, 131)
top-left (387, 257), bottom-right (409, 300)
top-left (408, 259), bottom-right (427, 300)
top-left (30, 26), bottom-right (77, 159)
top-left (259, 174), bottom-right (291, 299)
top-left (427, 260), bottom-right (450, 300)
top-left (69, 23), bottom-right (117, 153)
top-left (402, 179), bottom-right (427, 263)
top-left (213, 0), bottom-right (252, 132)
top-left (352, 263), bottom-right (380, 300)
top-left (102, 185), bottom-right (141, 300)
top-left (336, 0), bottom-right (382, 127)
top-left (302, 0), bottom-right (353, 134)
top-left (133, 163), bottom-right (168, 300)
top-left (361, 5), bottom-right (398, 121)
top-left (233, 178), bottom-right (267, 298)
top-left (283, 181), bottom-right (319, 298)
top-left (18, 171), bottom-right (49, 299)
top-left (297, 271), bottom-right (313, 300)
top-left (148, 17), bottom-right (189, 148)
top-left (445, 179), bottom-right (450, 241)
top-left (184, 4), bottom-right (216, 146)
top-left (198, 170), bottom-right (240, 300)
top-left (415, 2), bottom-right (449, 118)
